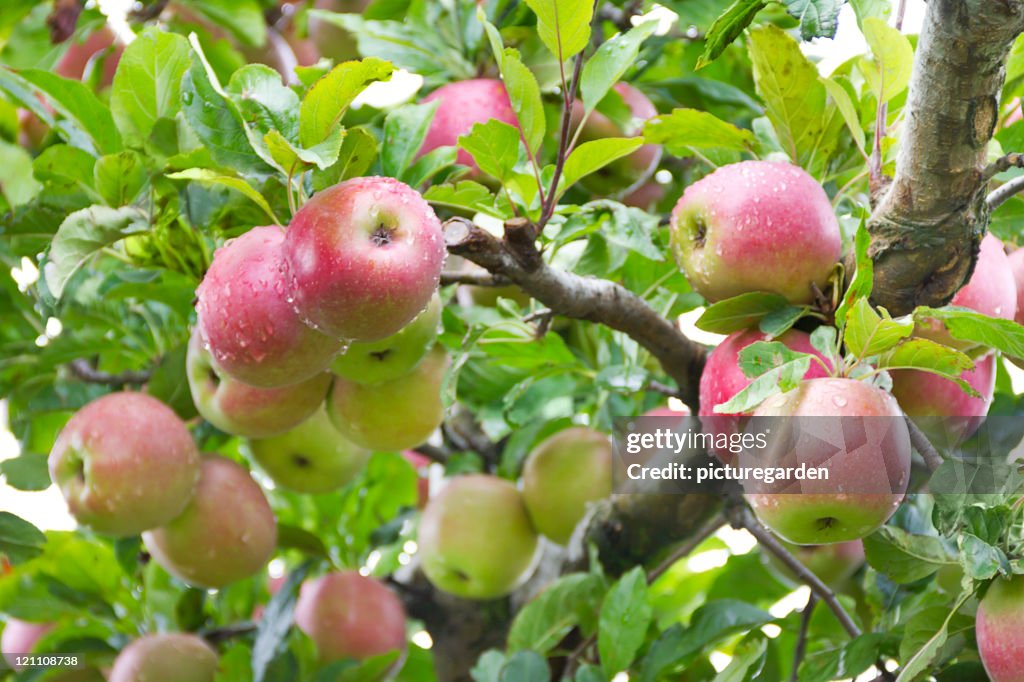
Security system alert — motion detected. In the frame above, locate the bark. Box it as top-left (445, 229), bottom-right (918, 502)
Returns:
top-left (868, 0), bottom-right (1024, 315)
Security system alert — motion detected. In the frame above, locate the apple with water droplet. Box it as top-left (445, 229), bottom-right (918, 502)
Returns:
top-left (109, 633), bottom-right (218, 682)
top-left (48, 392), bottom-right (201, 537)
top-left (670, 160), bottom-right (842, 304)
top-left (419, 79), bottom-right (520, 173)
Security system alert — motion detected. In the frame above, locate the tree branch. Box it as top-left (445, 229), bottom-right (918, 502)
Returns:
top-left (987, 173), bottom-right (1024, 210)
top-left (443, 217), bottom-right (707, 409)
top-left (904, 415), bottom-right (944, 472)
top-left (68, 359), bottom-right (151, 387)
top-left (867, 1), bottom-right (1024, 316)
top-left (440, 270), bottom-right (510, 287)
top-left (791, 593), bottom-right (817, 682)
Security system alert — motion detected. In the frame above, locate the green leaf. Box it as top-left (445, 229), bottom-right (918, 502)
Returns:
top-left (94, 151), bottom-right (147, 207)
top-left (459, 119), bottom-right (522, 184)
top-left (895, 591), bottom-right (972, 682)
top-left (0, 454), bottom-right (51, 492)
top-left (843, 298), bottom-right (913, 358)
top-left (33, 144), bottom-right (97, 199)
top-left (821, 76), bottom-right (867, 158)
top-left (177, 0), bottom-right (267, 48)
top-left (715, 356), bottom-right (811, 413)
top-left (876, 338), bottom-right (974, 380)
top-left (252, 561), bottom-right (315, 682)
top-left (800, 633), bottom-right (887, 682)
top-left (41, 206), bottom-right (150, 299)
top-left (110, 29), bottom-right (191, 149)
top-left (481, 15), bottom-right (545, 156)
top-left (276, 524), bottom-right (329, 558)
top-left (0, 139), bottom-right (42, 208)
top-left (508, 573), bottom-right (606, 653)
top-left (862, 526), bottom-right (958, 584)
top-left (598, 566), bottom-right (652, 677)
top-left (782, 0), bottom-right (844, 40)
top-left (167, 169), bottom-right (281, 225)
top-left (0, 512), bottom-right (47, 565)
top-left (737, 340), bottom-right (812, 380)
top-left (958, 533), bottom-right (1009, 580)
top-left (424, 181), bottom-right (513, 219)
top-left (19, 69), bottom-right (122, 155)
top-left (561, 138), bottom-right (644, 193)
top-left (696, 292), bottom-right (792, 334)
top-left (849, 0), bottom-right (890, 29)
top-left (644, 108), bottom-right (756, 158)
top-left (713, 636), bottom-right (766, 682)
top-left (499, 651), bottom-right (550, 682)
top-left (836, 223), bottom-right (872, 327)
top-left (697, 0), bottom-right (767, 70)
top-left (914, 307), bottom-right (1024, 358)
top-left (312, 127), bottom-right (378, 192)
top-left (523, 0), bottom-right (594, 61)
top-left (861, 17), bottom-right (914, 104)
top-left (381, 100), bottom-right (439, 180)
top-left (264, 127), bottom-right (345, 172)
top-left (226, 64), bottom-right (300, 142)
top-left (299, 58), bottom-right (394, 148)
top-left (580, 20), bottom-right (659, 113)
top-left (758, 305), bottom-right (807, 337)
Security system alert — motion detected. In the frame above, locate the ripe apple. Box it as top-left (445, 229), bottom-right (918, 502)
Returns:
top-left (187, 329), bottom-right (331, 438)
top-left (330, 292), bottom-right (441, 384)
top-left (327, 344), bottom-right (449, 451)
top-left (670, 160), bottom-right (842, 304)
top-left (1007, 247), bottom-right (1024, 325)
top-left (403, 450), bottom-right (431, 508)
top-left (419, 79), bottom-right (520, 172)
top-left (143, 456), bottom-right (277, 588)
top-left (49, 392), bottom-right (201, 537)
top-left (521, 427), bottom-right (613, 545)
top-left (417, 474), bottom-right (539, 599)
top-left (574, 83), bottom-right (662, 196)
top-left (743, 378), bottom-right (912, 545)
top-left (917, 234), bottom-right (1017, 350)
top-left (294, 571), bottom-right (407, 663)
top-left (109, 633), bottom-right (218, 682)
top-left (699, 328), bottom-right (832, 461)
top-left (891, 353), bottom-right (995, 446)
top-left (248, 407), bottom-right (369, 494)
top-left (2, 619), bottom-right (52, 670)
top-left (977, 574), bottom-right (1024, 682)
top-left (283, 177), bottom-right (446, 342)
top-left (764, 538), bottom-right (865, 590)
top-left (196, 226), bottom-right (342, 388)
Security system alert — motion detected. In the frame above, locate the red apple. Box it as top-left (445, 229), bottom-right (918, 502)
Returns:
top-left (143, 456), bottom-right (277, 589)
top-left (1007, 247), bottom-right (1024, 326)
top-left (403, 450), bottom-right (431, 508)
top-left (918, 234), bottom-right (1017, 350)
top-left (294, 571), bottom-right (407, 664)
top-left (670, 160), bottom-right (842, 304)
top-left (743, 378), bottom-right (912, 545)
top-left (109, 633), bottom-right (218, 682)
top-left (49, 392), bottom-right (201, 537)
top-left (574, 83), bottom-right (662, 196)
top-left (283, 177), bottom-right (446, 342)
top-left (699, 328), bottom-right (832, 461)
top-left (2, 619), bottom-right (53, 670)
top-left (891, 353), bottom-right (995, 446)
top-left (197, 226), bottom-right (342, 388)
top-left (419, 79), bottom-right (520, 172)
top-left (186, 328), bottom-right (332, 438)
top-left (977, 574), bottom-right (1024, 682)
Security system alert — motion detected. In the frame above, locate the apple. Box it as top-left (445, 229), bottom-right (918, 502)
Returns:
top-left (308, 0), bottom-right (370, 63)
top-left (891, 353), bottom-right (996, 446)
top-left (49, 392), bottom-right (201, 537)
top-left (283, 177), bottom-right (446, 342)
top-left (58, 26), bottom-right (121, 86)
top-left (196, 226), bottom-right (342, 388)
top-left (699, 328), bottom-right (832, 461)
top-left (327, 344), bottom-right (449, 451)
top-left (419, 79), bottom-right (520, 172)
top-left (417, 474), bottom-right (539, 599)
top-left (330, 292), bottom-right (441, 384)
top-left (764, 538), bottom-right (865, 590)
top-left (1007, 247), bottom-right (1024, 325)
top-left (2, 619), bottom-right (52, 670)
top-left (143, 456), bottom-right (277, 589)
top-left (622, 180), bottom-right (666, 210)
top-left (743, 378), bottom-right (912, 545)
top-left (248, 407), bottom-right (370, 494)
top-left (294, 571), bottom-right (407, 663)
top-left (670, 160), bottom-right (842, 304)
top-left (521, 427), bottom-right (613, 545)
top-left (187, 329), bottom-right (331, 438)
top-left (977, 574), bottom-right (1024, 682)
top-left (574, 83), bottom-right (662, 196)
top-left (643, 405), bottom-right (691, 418)
top-left (109, 633), bottom-right (218, 682)
top-left (403, 450), bottom-right (431, 508)
top-left (917, 234), bottom-right (1017, 350)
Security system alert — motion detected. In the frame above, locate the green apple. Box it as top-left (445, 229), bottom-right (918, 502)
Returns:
top-left (977, 574), bottom-right (1024, 682)
top-left (48, 392), bottom-right (201, 537)
top-left (331, 293), bottom-right (441, 385)
top-left (187, 328), bottom-right (331, 438)
top-left (294, 571), bottom-right (407, 663)
top-left (109, 633), bottom-right (218, 682)
top-left (327, 345), bottom-right (449, 451)
top-left (418, 474), bottom-right (539, 599)
top-left (143, 456), bottom-right (277, 589)
top-left (521, 427), bottom-right (613, 545)
top-left (248, 407), bottom-right (369, 494)
top-left (764, 538), bottom-right (865, 590)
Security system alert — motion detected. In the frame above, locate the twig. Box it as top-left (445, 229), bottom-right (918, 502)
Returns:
top-left (412, 443), bottom-right (449, 465)
top-left (439, 270), bottom-right (510, 287)
top-left (986, 173), bottom-right (1024, 210)
top-left (646, 380), bottom-right (682, 399)
top-left (47, 0), bottom-right (83, 43)
top-left (129, 0), bottom-right (170, 23)
top-left (201, 622), bottom-right (256, 645)
top-left (442, 411), bottom-right (502, 468)
top-left (982, 152), bottom-right (1024, 181)
top-left (68, 359), bottom-right (151, 387)
top-left (646, 513), bottom-right (725, 582)
top-left (791, 593), bottom-right (818, 682)
top-left (904, 415), bottom-right (944, 471)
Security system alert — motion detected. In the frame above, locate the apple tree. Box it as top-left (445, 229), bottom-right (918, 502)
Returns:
top-left (3, 0), bottom-right (1024, 681)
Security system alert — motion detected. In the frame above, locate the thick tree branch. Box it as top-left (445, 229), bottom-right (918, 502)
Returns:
top-left (443, 217), bottom-right (706, 409)
top-left (987, 173), bottom-right (1024, 210)
top-left (68, 359), bottom-right (151, 387)
top-left (867, 1), bottom-right (1024, 315)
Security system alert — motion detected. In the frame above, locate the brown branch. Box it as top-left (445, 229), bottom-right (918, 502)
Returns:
top-left (443, 217), bottom-right (706, 409)
top-left (987, 173), bottom-right (1024, 210)
top-left (982, 152), bottom-right (1024, 181)
top-left (646, 512), bottom-right (725, 583)
top-left (201, 622), bottom-right (256, 645)
top-left (867, 1), bottom-right (1024, 316)
top-left (440, 270), bottom-right (510, 287)
top-left (904, 415), bottom-right (944, 472)
top-left (412, 443), bottom-right (449, 465)
top-left (47, 0), bottom-right (83, 43)
top-left (68, 359), bottom-right (151, 387)
top-left (791, 593), bottom-right (817, 682)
